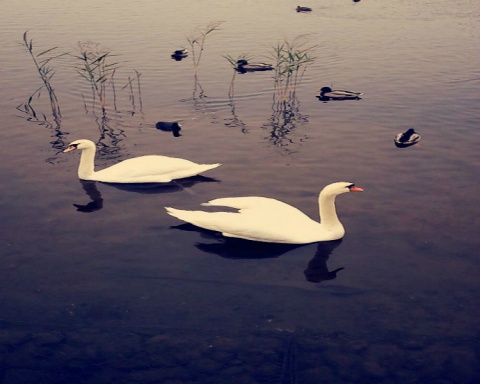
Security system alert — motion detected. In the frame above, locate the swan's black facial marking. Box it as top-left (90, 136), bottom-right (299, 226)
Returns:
top-left (63, 142), bottom-right (80, 153)
top-left (347, 183), bottom-right (364, 192)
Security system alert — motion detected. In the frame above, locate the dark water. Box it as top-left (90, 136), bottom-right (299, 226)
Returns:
top-left (0, 0), bottom-right (479, 382)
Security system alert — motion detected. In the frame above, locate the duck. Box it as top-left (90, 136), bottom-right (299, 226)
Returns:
top-left (317, 87), bottom-right (363, 101)
top-left (155, 121), bottom-right (182, 137)
top-left (63, 139), bottom-right (221, 183)
top-left (171, 48), bottom-right (188, 60)
top-left (296, 6), bottom-right (312, 12)
top-left (236, 59), bottom-right (274, 73)
top-left (165, 182), bottom-right (363, 244)
top-left (394, 128), bottom-right (421, 148)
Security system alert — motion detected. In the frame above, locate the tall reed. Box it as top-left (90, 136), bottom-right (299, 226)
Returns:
top-left (74, 42), bottom-right (119, 113)
top-left (121, 70), bottom-right (143, 114)
top-left (223, 54), bottom-right (251, 98)
top-left (187, 21), bottom-right (224, 71)
top-left (271, 36), bottom-right (316, 101)
top-left (263, 36), bottom-right (315, 149)
top-left (21, 31), bottom-right (68, 119)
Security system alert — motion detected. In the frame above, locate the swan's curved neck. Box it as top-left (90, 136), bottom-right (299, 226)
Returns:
top-left (77, 147), bottom-right (96, 180)
top-left (318, 191), bottom-right (342, 228)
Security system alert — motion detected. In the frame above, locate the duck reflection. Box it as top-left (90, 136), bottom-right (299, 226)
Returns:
top-left (73, 176), bottom-right (219, 213)
top-left (172, 224), bottom-right (344, 283)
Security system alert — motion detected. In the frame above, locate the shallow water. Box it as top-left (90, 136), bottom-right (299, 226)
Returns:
top-left (0, 0), bottom-right (479, 383)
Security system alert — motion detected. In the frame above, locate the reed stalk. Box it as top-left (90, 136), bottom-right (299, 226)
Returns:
top-left (21, 31), bottom-right (67, 119)
top-left (74, 42), bottom-right (119, 113)
top-left (271, 36), bottom-right (316, 101)
top-left (223, 54), bottom-right (251, 97)
top-left (187, 21), bottom-right (224, 71)
top-left (121, 70), bottom-right (143, 114)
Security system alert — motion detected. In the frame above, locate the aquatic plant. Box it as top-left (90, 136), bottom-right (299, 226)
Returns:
top-left (20, 31), bottom-right (68, 120)
top-left (262, 36), bottom-right (315, 150)
top-left (187, 21), bottom-right (224, 71)
top-left (121, 69), bottom-right (143, 114)
top-left (223, 54), bottom-right (250, 97)
top-left (74, 42), bottom-right (142, 116)
top-left (271, 36), bottom-right (316, 100)
top-left (18, 32), bottom-right (70, 158)
top-left (74, 42), bottom-right (120, 112)
top-left (74, 42), bottom-right (147, 153)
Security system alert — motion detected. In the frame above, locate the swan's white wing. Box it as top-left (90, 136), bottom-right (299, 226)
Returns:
top-left (202, 197), bottom-right (316, 229)
top-left (202, 196), bottom-right (305, 215)
top-left (166, 198), bottom-right (321, 244)
top-left (95, 156), bottom-right (220, 183)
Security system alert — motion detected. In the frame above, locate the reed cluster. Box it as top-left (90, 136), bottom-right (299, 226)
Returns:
top-left (74, 42), bottom-right (120, 112)
top-left (271, 36), bottom-right (316, 100)
top-left (19, 31), bottom-right (68, 120)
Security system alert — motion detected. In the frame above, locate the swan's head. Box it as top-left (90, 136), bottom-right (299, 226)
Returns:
top-left (63, 139), bottom-right (96, 153)
top-left (321, 182), bottom-right (364, 197)
top-left (236, 59), bottom-right (249, 66)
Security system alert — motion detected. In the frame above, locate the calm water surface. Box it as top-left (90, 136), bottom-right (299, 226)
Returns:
top-left (0, 0), bottom-right (479, 383)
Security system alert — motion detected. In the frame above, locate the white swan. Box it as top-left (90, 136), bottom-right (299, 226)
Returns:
top-left (63, 139), bottom-right (221, 183)
top-left (165, 182), bottom-right (363, 244)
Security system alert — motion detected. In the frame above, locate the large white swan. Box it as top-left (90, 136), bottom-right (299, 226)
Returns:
top-left (166, 182), bottom-right (363, 244)
top-left (63, 139), bottom-right (221, 183)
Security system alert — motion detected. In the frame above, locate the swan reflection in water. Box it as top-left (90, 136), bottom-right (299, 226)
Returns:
top-left (303, 239), bottom-right (344, 282)
top-left (73, 176), bottom-right (220, 213)
top-left (172, 224), bottom-right (344, 283)
top-left (74, 180), bottom-right (104, 213)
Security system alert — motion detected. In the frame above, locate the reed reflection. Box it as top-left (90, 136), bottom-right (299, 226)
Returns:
top-left (224, 96), bottom-right (248, 133)
top-left (264, 92), bottom-right (308, 150)
top-left (172, 224), bottom-right (344, 283)
top-left (17, 33), bottom-right (145, 165)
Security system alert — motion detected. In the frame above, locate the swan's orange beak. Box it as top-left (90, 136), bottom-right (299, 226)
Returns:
top-left (63, 145), bottom-right (77, 153)
top-left (349, 186), bottom-right (364, 192)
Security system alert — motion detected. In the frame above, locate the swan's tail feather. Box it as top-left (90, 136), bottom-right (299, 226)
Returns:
top-left (165, 207), bottom-right (190, 222)
top-left (198, 163), bottom-right (221, 173)
top-left (165, 207), bottom-right (234, 234)
top-left (165, 207), bottom-right (211, 225)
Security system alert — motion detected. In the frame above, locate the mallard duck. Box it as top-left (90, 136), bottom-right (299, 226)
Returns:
top-left (318, 87), bottom-right (363, 100)
top-left (296, 6), bottom-right (312, 12)
top-left (171, 49), bottom-right (188, 60)
top-left (394, 128), bottom-right (421, 148)
top-left (63, 139), bottom-right (220, 183)
top-left (166, 182), bottom-right (363, 244)
top-left (236, 59), bottom-right (274, 73)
